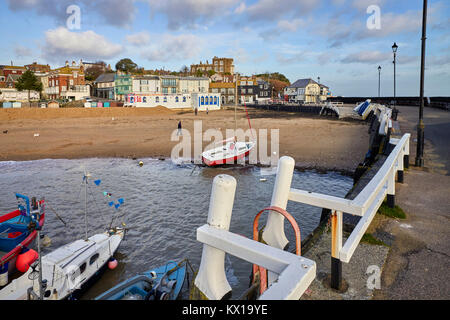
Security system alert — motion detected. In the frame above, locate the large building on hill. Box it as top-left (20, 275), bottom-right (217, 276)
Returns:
top-left (190, 57), bottom-right (235, 75)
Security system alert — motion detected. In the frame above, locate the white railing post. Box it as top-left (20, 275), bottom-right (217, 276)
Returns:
top-left (261, 156), bottom-right (295, 250)
top-left (387, 166), bottom-right (396, 208)
top-left (194, 174), bottom-right (237, 300)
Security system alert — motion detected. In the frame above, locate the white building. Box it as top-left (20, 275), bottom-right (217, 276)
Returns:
top-left (0, 88), bottom-right (40, 101)
top-left (178, 77), bottom-right (209, 94)
top-left (192, 93), bottom-right (221, 111)
top-left (126, 93), bottom-right (192, 109)
top-left (132, 76), bottom-right (160, 94)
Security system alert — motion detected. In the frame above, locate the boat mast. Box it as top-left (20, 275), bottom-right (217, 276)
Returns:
top-left (84, 171), bottom-right (89, 241)
top-left (37, 228), bottom-right (44, 300)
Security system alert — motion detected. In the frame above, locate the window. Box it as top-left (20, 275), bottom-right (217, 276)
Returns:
top-left (141, 80), bottom-right (148, 85)
top-left (175, 96), bottom-right (179, 102)
top-left (156, 97), bottom-right (159, 103)
top-left (248, 88), bottom-right (253, 94)
top-left (163, 97), bottom-right (167, 102)
top-left (183, 96), bottom-right (186, 102)
top-left (162, 87), bottom-right (168, 94)
top-left (89, 253), bottom-right (99, 265)
top-left (171, 87), bottom-right (176, 94)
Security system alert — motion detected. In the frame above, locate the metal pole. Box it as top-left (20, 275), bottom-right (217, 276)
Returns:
top-left (393, 52), bottom-right (396, 107)
top-left (415, 0), bottom-right (427, 167)
top-left (37, 228), bottom-right (44, 300)
top-left (378, 66), bottom-right (381, 98)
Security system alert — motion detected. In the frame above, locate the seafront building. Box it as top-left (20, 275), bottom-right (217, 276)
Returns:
top-left (284, 78), bottom-right (327, 104)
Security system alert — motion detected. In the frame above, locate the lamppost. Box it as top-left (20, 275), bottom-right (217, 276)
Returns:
top-left (392, 42), bottom-right (398, 120)
top-left (317, 77), bottom-right (320, 103)
top-left (415, 0), bottom-right (428, 167)
top-left (378, 66), bottom-right (381, 98)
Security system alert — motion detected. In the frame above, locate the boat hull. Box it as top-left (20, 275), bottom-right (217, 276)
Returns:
top-left (1, 204), bottom-right (45, 279)
top-left (95, 261), bottom-right (186, 300)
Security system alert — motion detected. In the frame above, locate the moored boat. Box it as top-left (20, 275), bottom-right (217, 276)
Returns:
top-left (95, 260), bottom-right (187, 300)
top-left (0, 194), bottom-right (45, 286)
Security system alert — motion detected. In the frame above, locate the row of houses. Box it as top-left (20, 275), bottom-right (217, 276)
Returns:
top-left (92, 73), bottom-right (275, 106)
top-left (1, 57), bottom-right (332, 106)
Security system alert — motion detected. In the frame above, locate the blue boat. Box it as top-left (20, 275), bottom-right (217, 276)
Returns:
top-left (95, 260), bottom-right (187, 300)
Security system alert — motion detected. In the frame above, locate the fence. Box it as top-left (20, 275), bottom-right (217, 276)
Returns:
top-left (263, 132), bottom-right (410, 289)
top-left (194, 174), bottom-right (316, 300)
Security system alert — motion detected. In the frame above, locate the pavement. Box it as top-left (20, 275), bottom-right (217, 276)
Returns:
top-left (300, 105), bottom-right (450, 300)
top-left (371, 105), bottom-right (450, 300)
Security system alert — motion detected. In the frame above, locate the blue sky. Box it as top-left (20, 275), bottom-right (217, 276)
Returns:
top-left (0, 0), bottom-right (449, 96)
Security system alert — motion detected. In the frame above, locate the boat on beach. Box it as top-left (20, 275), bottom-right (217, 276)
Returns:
top-left (0, 194), bottom-right (45, 286)
top-left (95, 260), bottom-right (187, 300)
top-left (202, 137), bottom-right (255, 166)
top-left (202, 95), bottom-right (256, 166)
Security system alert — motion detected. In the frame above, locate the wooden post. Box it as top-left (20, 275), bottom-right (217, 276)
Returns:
top-left (330, 210), bottom-right (343, 290)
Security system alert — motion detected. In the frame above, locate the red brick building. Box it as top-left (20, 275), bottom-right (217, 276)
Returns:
top-left (46, 62), bottom-right (87, 100)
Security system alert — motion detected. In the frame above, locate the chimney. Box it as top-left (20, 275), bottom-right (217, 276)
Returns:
top-left (72, 61), bottom-right (76, 66)
top-left (65, 60), bottom-right (69, 67)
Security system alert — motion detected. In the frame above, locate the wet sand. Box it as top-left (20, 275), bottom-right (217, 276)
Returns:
top-left (0, 107), bottom-right (369, 171)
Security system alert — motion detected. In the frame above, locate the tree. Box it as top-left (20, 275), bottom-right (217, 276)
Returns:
top-left (85, 65), bottom-right (104, 81)
top-left (180, 65), bottom-right (189, 76)
top-left (15, 70), bottom-right (43, 102)
top-left (115, 58), bottom-right (137, 74)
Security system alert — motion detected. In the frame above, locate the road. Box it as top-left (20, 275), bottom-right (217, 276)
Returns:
top-left (397, 106), bottom-right (450, 175)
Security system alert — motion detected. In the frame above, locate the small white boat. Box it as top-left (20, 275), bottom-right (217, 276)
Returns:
top-left (0, 228), bottom-right (124, 300)
top-left (202, 137), bottom-right (255, 166)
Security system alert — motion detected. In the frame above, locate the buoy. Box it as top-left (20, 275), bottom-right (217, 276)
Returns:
top-left (0, 262), bottom-right (9, 286)
top-left (42, 235), bottom-right (52, 247)
top-left (16, 248), bottom-right (39, 273)
top-left (139, 161), bottom-right (143, 167)
top-left (108, 258), bottom-right (118, 270)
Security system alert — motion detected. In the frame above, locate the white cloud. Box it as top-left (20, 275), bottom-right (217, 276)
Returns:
top-left (245, 0), bottom-right (320, 21)
top-left (147, 0), bottom-right (240, 30)
top-left (340, 50), bottom-right (390, 64)
top-left (126, 32), bottom-right (151, 46)
top-left (14, 45), bottom-right (33, 58)
top-left (7, 0), bottom-right (136, 27)
top-left (141, 34), bottom-right (203, 62)
top-left (277, 19), bottom-right (304, 32)
top-left (234, 2), bottom-right (246, 14)
top-left (43, 27), bottom-right (123, 62)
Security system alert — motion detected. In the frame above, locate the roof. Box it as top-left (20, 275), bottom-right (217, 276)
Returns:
top-left (134, 75), bottom-right (160, 80)
top-left (179, 76), bottom-right (209, 81)
top-left (289, 78), bottom-right (319, 88)
top-left (95, 73), bottom-right (116, 83)
top-left (6, 74), bottom-right (21, 82)
top-left (210, 82), bottom-right (235, 88)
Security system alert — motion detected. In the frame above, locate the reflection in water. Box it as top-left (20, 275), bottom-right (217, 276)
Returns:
top-left (0, 158), bottom-right (352, 299)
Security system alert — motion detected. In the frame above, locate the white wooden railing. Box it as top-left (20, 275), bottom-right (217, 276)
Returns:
top-left (194, 129), bottom-right (410, 297)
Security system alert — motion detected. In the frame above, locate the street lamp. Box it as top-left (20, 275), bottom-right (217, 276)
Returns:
top-left (392, 42), bottom-right (398, 119)
top-left (378, 66), bottom-right (381, 98)
top-left (416, 0), bottom-right (428, 167)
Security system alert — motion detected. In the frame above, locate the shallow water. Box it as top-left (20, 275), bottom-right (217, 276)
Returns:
top-left (0, 158), bottom-right (352, 299)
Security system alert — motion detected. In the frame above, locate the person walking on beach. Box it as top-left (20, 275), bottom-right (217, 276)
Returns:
top-left (177, 121), bottom-right (182, 136)
top-left (195, 108), bottom-right (198, 116)
top-left (206, 107), bottom-right (209, 115)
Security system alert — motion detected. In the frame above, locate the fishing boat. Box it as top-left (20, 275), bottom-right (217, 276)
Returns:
top-left (0, 194), bottom-right (45, 286)
top-left (0, 173), bottom-right (126, 300)
top-left (202, 93), bottom-right (256, 166)
top-left (95, 260), bottom-right (187, 300)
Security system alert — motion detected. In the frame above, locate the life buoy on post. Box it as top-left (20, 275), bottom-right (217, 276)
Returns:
top-left (252, 206), bottom-right (301, 296)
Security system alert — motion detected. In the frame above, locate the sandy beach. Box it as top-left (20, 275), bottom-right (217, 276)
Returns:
top-left (0, 107), bottom-right (369, 171)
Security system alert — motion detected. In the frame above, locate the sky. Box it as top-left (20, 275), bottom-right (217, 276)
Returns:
top-left (0, 0), bottom-right (449, 97)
